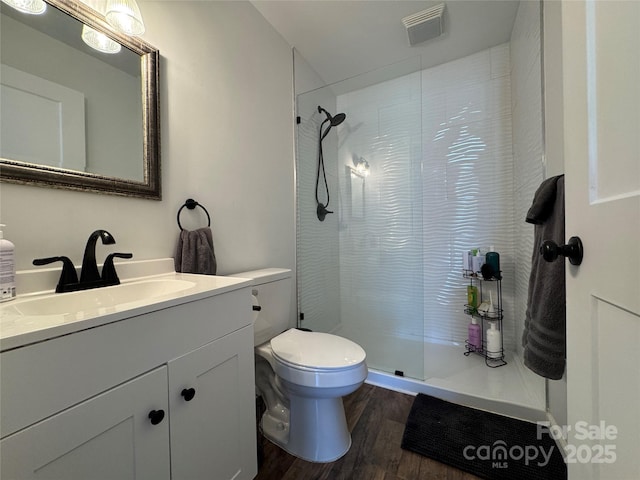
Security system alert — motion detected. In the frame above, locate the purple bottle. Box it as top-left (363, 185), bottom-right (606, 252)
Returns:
top-left (468, 317), bottom-right (481, 350)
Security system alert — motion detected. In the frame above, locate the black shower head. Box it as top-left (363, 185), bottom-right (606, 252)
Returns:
top-left (318, 106), bottom-right (346, 127)
top-left (331, 112), bottom-right (346, 126)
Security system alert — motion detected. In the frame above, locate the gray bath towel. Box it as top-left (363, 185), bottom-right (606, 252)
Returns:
top-left (522, 175), bottom-right (565, 380)
top-left (175, 227), bottom-right (217, 275)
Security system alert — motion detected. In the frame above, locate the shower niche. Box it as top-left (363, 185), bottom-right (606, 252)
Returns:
top-left (463, 271), bottom-right (507, 367)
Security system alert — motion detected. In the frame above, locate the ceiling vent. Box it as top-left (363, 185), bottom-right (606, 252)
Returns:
top-left (402, 3), bottom-right (445, 47)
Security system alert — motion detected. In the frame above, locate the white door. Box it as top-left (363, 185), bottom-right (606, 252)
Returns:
top-left (168, 326), bottom-right (257, 480)
top-left (0, 367), bottom-right (170, 480)
top-left (562, 1), bottom-right (640, 479)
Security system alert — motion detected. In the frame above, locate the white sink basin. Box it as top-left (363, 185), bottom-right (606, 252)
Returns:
top-left (0, 273), bottom-right (253, 352)
top-left (6, 279), bottom-right (196, 317)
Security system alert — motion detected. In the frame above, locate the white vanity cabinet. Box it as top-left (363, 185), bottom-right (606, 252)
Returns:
top-left (0, 284), bottom-right (257, 480)
top-left (1, 366), bottom-right (171, 480)
top-left (168, 326), bottom-right (256, 480)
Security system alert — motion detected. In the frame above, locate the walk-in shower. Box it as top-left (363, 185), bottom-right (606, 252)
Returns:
top-left (295, 2), bottom-right (547, 420)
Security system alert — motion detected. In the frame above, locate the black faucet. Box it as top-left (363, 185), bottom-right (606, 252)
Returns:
top-left (80, 229), bottom-right (116, 283)
top-left (33, 230), bottom-right (132, 293)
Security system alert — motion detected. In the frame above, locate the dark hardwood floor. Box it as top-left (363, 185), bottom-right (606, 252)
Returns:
top-left (255, 383), bottom-right (482, 480)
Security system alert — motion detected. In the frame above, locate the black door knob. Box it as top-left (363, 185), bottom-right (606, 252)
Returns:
top-left (181, 388), bottom-right (196, 402)
top-left (540, 236), bottom-right (583, 265)
top-left (148, 409), bottom-right (165, 425)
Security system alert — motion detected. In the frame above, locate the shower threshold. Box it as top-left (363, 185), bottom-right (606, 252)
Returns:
top-left (365, 348), bottom-right (546, 423)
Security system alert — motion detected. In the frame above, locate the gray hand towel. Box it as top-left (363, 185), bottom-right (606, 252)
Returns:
top-left (522, 175), bottom-right (565, 380)
top-left (174, 227), bottom-right (217, 275)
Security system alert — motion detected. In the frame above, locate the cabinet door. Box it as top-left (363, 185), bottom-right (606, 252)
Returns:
top-left (0, 367), bottom-right (170, 480)
top-left (168, 326), bottom-right (257, 480)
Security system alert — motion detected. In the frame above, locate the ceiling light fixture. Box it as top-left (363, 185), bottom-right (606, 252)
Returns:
top-left (105, 0), bottom-right (145, 36)
top-left (1, 0), bottom-right (46, 15)
top-left (81, 24), bottom-right (122, 54)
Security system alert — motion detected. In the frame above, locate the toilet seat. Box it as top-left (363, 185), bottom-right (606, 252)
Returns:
top-left (263, 329), bottom-right (368, 389)
top-left (270, 328), bottom-right (366, 369)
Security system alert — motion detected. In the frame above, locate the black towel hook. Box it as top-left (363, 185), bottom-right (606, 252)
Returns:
top-left (177, 198), bottom-right (211, 231)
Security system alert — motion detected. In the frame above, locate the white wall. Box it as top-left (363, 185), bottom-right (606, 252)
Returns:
top-left (293, 48), bottom-right (325, 95)
top-left (0, 1), bottom-right (296, 317)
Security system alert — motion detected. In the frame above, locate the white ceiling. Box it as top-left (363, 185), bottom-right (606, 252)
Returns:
top-left (251, 0), bottom-right (521, 86)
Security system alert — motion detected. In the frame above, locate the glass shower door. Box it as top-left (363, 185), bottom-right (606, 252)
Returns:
top-left (296, 57), bottom-right (424, 381)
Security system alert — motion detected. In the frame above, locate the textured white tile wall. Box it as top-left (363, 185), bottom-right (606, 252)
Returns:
top-left (337, 68), bottom-right (423, 341)
top-left (421, 45), bottom-right (515, 348)
top-left (333, 44), bottom-right (517, 350)
top-left (510, 0), bottom-right (544, 359)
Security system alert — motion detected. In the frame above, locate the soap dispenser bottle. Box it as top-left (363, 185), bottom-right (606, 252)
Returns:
top-left (468, 316), bottom-right (481, 350)
top-left (0, 225), bottom-right (16, 302)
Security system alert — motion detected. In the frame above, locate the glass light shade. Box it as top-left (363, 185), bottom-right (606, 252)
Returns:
top-left (356, 163), bottom-right (370, 177)
top-left (1, 0), bottom-right (46, 14)
top-left (353, 157), bottom-right (370, 177)
top-left (81, 24), bottom-right (121, 54)
top-left (79, 0), bottom-right (107, 14)
top-left (105, 0), bottom-right (145, 36)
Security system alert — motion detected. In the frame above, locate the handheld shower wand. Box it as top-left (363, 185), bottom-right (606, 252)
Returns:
top-left (316, 106), bottom-right (346, 222)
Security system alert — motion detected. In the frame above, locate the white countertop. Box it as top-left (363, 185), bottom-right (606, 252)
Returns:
top-left (0, 273), bottom-right (252, 352)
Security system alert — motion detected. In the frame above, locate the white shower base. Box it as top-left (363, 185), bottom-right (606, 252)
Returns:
top-left (334, 326), bottom-right (547, 423)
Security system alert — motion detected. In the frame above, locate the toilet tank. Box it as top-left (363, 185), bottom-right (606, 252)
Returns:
top-left (231, 268), bottom-right (292, 345)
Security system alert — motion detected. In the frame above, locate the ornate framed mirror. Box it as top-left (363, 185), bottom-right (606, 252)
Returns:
top-left (0, 0), bottom-right (160, 199)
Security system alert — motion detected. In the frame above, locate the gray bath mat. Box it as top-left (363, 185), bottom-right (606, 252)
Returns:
top-left (401, 394), bottom-right (566, 480)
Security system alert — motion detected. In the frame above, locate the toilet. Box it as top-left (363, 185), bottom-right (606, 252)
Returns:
top-left (232, 268), bottom-right (367, 463)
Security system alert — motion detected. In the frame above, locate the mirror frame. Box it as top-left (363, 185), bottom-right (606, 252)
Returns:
top-left (0, 0), bottom-right (161, 199)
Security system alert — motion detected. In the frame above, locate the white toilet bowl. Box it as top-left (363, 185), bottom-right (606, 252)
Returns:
top-left (255, 328), bottom-right (367, 462)
top-left (231, 268), bottom-right (367, 463)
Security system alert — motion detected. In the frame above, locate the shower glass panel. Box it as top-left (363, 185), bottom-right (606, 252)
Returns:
top-left (296, 56), bottom-right (425, 380)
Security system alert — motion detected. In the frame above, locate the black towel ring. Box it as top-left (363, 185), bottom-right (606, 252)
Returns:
top-left (177, 198), bottom-right (211, 231)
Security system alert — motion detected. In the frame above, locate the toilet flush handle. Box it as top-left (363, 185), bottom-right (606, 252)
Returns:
top-left (253, 305), bottom-right (262, 311)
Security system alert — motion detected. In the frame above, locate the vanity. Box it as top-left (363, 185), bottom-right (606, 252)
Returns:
top-left (0, 272), bottom-right (258, 480)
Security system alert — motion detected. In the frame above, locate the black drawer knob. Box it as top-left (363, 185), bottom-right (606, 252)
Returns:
top-left (148, 409), bottom-right (165, 425)
top-left (181, 388), bottom-right (196, 401)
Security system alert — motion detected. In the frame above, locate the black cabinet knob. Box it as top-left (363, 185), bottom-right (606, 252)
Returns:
top-left (148, 409), bottom-right (165, 425)
top-left (181, 388), bottom-right (196, 402)
top-left (540, 236), bottom-right (583, 266)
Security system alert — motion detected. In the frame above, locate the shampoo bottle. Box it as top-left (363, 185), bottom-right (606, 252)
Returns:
top-left (486, 322), bottom-right (502, 359)
top-left (471, 249), bottom-right (485, 274)
top-left (0, 225), bottom-right (16, 302)
top-left (468, 316), bottom-right (481, 350)
top-left (486, 246), bottom-right (501, 279)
